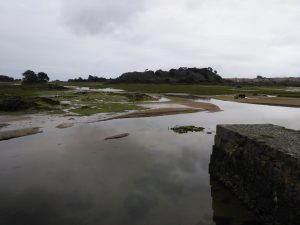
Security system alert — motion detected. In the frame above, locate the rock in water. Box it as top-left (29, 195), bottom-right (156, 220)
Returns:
top-left (56, 123), bottom-right (74, 129)
top-left (104, 133), bottom-right (129, 140)
top-left (0, 127), bottom-right (42, 141)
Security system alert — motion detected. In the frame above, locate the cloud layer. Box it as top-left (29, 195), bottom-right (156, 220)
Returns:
top-left (0, 0), bottom-right (300, 79)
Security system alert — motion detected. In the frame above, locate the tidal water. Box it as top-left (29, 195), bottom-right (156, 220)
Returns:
top-left (0, 100), bottom-right (299, 225)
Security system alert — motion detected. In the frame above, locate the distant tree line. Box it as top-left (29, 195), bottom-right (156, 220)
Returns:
top-left (22, 70), bottom-right (49, 84)
top-left (226, 76), bottom-right (300, 87)
top-left (112, 67), bottom-right (223, 84)
top-left (68, 75), bottom-right (107, 82)
top-left (0, 75), bottom-right (15, 82)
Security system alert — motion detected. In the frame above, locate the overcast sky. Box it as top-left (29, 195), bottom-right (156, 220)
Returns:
top-left (1, 0), bottom-right (300, 80)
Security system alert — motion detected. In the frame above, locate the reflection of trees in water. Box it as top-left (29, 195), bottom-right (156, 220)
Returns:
top-left (210, 177), bottom-right (262, 225)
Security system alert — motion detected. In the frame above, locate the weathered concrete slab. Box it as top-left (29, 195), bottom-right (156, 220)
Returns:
top-left (209, 124), bottom-right (300, 225)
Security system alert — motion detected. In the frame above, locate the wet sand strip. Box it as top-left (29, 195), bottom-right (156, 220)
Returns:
top-left (107, 108), bottom-right (202, 120)
top-left (213, 95), bottom-right (300, 108)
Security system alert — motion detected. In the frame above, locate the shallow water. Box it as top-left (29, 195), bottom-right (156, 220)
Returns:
top-left (0, 100), bottom-right (299, 225)
top-left (138, 103), bottom-right (190, 109)
top-left (92, 87), bottom-right (124, 93)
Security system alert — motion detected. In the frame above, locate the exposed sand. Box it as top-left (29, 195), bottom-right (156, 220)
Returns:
top-left (109, 107), bottom-right (202, 120)
top-left (104, 96), bottom-right (221, 120)
top-left (213, 95), bottom-right (300, 108)
top-left (168, 96), bottom-right (220, 112)
top-left (0, 127), bottom-right (42, 141)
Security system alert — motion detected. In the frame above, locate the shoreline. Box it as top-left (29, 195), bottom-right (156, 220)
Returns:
top-left (211, 95), bottom-right (300, 108)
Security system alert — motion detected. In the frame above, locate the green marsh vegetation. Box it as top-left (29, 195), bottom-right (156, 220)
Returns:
top-left (1, 78), bottom-right (299, 116)
top-left (52, 91), bottom-right (152, 116)
top-left (0, 82), bottom-right (68, 115)
top-left (0, 82), bottom-right (150, 116)
top-left (101, 83), bottom-right (300, 98)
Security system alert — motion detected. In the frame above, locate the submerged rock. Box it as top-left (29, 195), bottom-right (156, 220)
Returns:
top-left (104, 133), bottom-right (129, 140)
top-left (56, 123), bottom-right (74, 129)
top-left (0, 127), bottom-right (42, 141)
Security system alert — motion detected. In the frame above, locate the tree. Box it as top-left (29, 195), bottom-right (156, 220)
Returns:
top-left (37, 72), bottom-right (49, 83)
top-left (0, 75), bottom-right (14, 82)
top-left (22, 70), bottom-right (38, 84)
top-left (22, 70), bottom-right (50, 84)
top-left (257, 75), bottom-right (264, 79)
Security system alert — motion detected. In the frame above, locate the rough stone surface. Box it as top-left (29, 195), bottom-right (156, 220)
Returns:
top-left (209, 124), bottom-right (300, 225)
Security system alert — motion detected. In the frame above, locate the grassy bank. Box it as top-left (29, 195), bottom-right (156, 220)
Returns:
top-left (103, 83), bottom-right (300, 98)
top-left (0, 83), bottom-right (150, 116)
top-left (0, 82), bottom-right (68, 97)
top-left (1, 82), bottom-right (299, 116)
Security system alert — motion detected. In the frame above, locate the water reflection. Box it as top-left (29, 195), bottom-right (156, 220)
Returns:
top-left (0, 123), bottom-right (214, 225)
top-left (0, 100), bottom-right (299, 225)
top-left (210, 178), bottom-right (263, 225)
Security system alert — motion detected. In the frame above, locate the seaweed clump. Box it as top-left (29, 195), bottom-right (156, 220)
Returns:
top-left (171, 125), bottom-right (205, 134)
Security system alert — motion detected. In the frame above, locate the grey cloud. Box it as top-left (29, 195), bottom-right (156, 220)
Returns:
top-left (1, 0), bottom-right (300, 79)
top-left (61, 0), bottom-right (149, 35)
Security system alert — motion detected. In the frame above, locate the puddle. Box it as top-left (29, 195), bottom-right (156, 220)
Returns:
top-left (91, 88), bottom-right (124, 93)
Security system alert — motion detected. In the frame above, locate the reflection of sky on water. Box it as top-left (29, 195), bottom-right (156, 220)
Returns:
top-left (0, 100), bottom-right (298, 225)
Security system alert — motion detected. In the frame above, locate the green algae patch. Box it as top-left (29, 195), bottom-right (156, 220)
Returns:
top-left (171, 125), bottom-right (205, 134)
top-left (70, 103), bottom-right (145, 116)
top-left (0, 127), bottom-right (42, 141)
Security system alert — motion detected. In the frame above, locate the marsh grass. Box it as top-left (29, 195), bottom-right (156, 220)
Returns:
top-left (70, 103), bottom-right (145, 116)
top-left (0, 83), bottom-right (151, 116)
top-left (1, 82), bottom-right (299, 116)
top-left (102, 84), bottom-right (300, 98)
